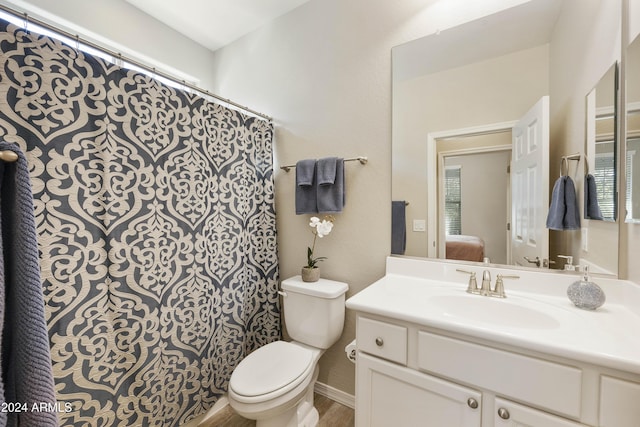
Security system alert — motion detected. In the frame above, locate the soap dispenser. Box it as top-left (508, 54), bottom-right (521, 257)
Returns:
top-left (566, 266), bottom-right (605, 310)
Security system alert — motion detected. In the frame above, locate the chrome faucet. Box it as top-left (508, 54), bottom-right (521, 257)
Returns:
top-left (457, 269), bottom-right (519, 298)
top-left (480, 270), bottom-right (492, 296)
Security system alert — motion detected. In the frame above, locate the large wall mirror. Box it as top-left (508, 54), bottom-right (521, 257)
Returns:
top-left (391, 0), bottom-right (621, 276)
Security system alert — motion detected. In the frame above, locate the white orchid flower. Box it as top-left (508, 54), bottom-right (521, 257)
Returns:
top-left (306, 215), bottom-right (336, 269)
top-left (316, 220), bottom-right (334, 237)
top-left (309, 216), bottom-right (321, 227)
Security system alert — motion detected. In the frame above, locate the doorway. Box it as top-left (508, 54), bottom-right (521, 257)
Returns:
top-left (437, 134), bottom-right (512, 264)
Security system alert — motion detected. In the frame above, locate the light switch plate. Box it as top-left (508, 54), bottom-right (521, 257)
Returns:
top-left (413, 219), bottom-right (426, 232)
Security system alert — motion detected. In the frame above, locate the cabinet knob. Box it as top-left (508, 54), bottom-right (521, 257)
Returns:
top-left (497, 407), bottom-right (510, 420)
top-left (466, 398), bottom-right (478, 409)
top-left (375, 337), bottom-right (384, 347)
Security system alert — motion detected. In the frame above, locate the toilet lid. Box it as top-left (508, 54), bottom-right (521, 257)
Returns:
top-left (230, 341), bottom-right (313, 397)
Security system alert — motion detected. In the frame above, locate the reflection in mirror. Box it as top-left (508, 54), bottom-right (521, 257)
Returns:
top-left (585, 63), bottom-right (618, 221)
top-left (391, 0), bottom-right (620, 276)
top-left (627, 33), bottom-right (640, 222)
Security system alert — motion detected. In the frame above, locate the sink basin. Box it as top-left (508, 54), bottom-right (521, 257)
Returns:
top-left (426, 294), bottom-right (561, 329)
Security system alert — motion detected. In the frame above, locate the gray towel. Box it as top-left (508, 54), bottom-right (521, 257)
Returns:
top-left (317, 157), bottom-right (338, 185)
top-left (584, 174), bottom-right (603, 220)
top-left (0, 142), bottom-right (57, 427)
top-left (295, 159), bottom-right (318, 214)
top-left (391, 201), bottom-right (406, 255)
top-left (546, 176), bottom-right (581, 230)
top-left (563, 176), bottom-right (581, 230)
top-left (546, 176), bottom-right (566, 230)
top-left (317, 158), bottom-right (345, 213)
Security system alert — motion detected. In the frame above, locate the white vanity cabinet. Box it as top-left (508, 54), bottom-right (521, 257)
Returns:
top-left (353, 314), bottom-right (640, 427)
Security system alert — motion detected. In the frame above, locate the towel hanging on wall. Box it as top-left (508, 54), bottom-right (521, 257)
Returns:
top-left (292, 156), bottom-right (360, 214)
top-left (295, 159), bottom-right (317, 214)
top-left (546, 175), bottom-right (581, 230)
top-left (317, 157), bottom-right (345, 213)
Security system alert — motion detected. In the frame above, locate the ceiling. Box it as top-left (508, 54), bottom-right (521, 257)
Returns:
top-left (392, 0), bottom-right (563, 82)
top-left (125, 0), bottom-right (311, 52)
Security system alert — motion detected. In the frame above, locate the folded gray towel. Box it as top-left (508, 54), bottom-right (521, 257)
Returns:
top-left (584, 174), bottom-right (604, 220)
top-left (317, 157), bottom-right (338, 185)
top-left (296, 159), bottom-right (316, 186)
top-left (564, 176), bottom-right (581, 230)
top-left (546, 176), bottom-right (566, 230)
top-left (391, 201), bottom-right (406, 255)
top-left (295, 159), bottom-right (317, 214)
top-left (317, 158), bottom-right (345, 213)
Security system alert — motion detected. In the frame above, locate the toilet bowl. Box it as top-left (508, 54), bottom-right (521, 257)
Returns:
top-left (228, 276), bottom-right (348, 427)
top-left (228, 341), bottom-right (322, 427)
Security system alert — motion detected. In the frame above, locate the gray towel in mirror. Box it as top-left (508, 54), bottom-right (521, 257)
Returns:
top-left (584, 174), bottom-right (603, 220)
top-left (391, 201), bottom-right (407, 255)
top-left (546, 176), bottom-right (580, 230)
top-left (563, 176), bottom-right (580, 230)
top-left (546, 176), bottom-right (566, 230)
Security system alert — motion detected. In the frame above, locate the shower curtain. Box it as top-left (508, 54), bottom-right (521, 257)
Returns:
top-left (0, 18), bottom-right (280, 426)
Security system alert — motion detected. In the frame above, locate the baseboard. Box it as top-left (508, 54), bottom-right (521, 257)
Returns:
top-left (314, 381), bottom-right (355, 409)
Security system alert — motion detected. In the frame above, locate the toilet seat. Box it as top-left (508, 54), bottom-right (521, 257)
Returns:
top-left (229, 341), bottom-right (314, 402)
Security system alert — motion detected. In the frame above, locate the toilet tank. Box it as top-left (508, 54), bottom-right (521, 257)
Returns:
top-left (281, 276), bottom-right (349, 349)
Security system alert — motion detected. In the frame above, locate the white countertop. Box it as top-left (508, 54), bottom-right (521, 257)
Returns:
top-left (346, 257), bottom-right (640, 375)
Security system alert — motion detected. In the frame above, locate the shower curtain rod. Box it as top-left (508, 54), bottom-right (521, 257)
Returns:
top-left (0, 4), bottom-right (272, 122)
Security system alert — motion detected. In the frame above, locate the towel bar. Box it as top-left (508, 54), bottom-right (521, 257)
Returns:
top-left (0, 150), bottom-right (18, 162)
top-left (280, 156), bottom-right (368, 172)
top-left (560, 153), bottom-right (582, 177)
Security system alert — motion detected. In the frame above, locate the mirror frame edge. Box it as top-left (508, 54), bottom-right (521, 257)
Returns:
top-left (618, 0), bottom-right (630, 279)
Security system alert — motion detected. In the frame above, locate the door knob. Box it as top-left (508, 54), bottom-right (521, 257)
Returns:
top-left (467, 398), bottom-right (478, 409)
top-left (523, 256), bottom-right (541, 267)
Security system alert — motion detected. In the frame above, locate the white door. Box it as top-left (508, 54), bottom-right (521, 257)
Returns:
top-left (511, 96), bottom-right (550, 268)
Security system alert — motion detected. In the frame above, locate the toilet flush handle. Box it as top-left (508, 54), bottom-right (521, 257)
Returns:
top-left (278, 290), bottom-right (287, 298)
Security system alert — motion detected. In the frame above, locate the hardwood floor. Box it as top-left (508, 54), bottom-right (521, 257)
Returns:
top-left (196, 394), bottom-right (355, 427)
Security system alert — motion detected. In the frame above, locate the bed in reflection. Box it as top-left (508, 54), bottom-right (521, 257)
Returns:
top-left (446, 235), bottom-right (485, 262)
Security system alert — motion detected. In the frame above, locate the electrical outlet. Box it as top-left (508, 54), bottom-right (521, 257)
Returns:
top-left (413, 219), bottom-right (426, 232)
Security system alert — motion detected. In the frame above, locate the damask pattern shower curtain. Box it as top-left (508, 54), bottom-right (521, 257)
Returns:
top-left (0, 18), bottom-right (280, 426)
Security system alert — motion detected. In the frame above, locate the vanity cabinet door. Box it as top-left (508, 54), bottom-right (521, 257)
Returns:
top-left (493, 398), bottom-right (585, 427)
top-left (599, 376), bottom-right (640, 427)
top-left (356, 352), bottom-right (481, 427)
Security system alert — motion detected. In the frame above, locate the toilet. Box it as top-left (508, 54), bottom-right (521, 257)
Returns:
top-left (228, 276), bottom-right (348, 427)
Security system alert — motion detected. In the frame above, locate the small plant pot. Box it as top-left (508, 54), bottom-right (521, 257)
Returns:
top-left (301, 267), bottom-right (320, 282)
